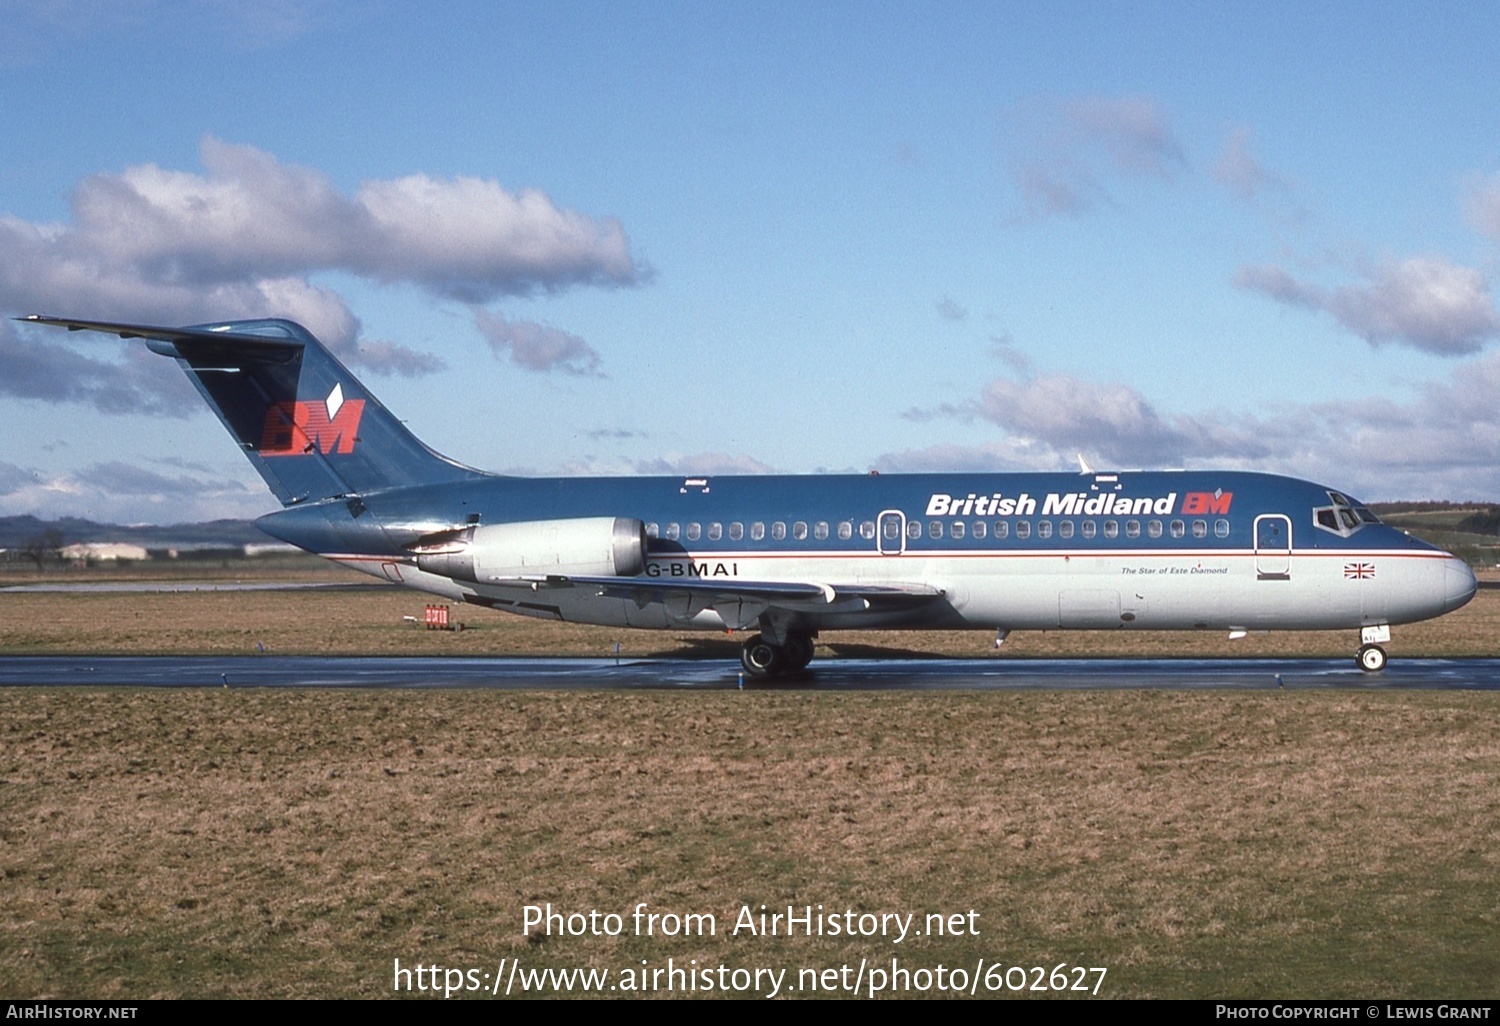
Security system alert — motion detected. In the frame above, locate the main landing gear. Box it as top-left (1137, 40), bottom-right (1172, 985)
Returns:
top-left (739, 631), bottom-right (816, 678)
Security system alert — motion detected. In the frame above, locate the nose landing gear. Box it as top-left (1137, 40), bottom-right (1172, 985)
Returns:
top-left (1356, 624), bottom-right (1391, 672)
top-left (1356, 644), bottom-right (1387, 672)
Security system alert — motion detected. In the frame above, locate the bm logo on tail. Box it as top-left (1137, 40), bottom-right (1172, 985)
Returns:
top-left (258, 383), bottom-right (365, 457)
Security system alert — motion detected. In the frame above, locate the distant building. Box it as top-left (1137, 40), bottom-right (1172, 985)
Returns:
top-left (60, 542), bottom-right (149, 562)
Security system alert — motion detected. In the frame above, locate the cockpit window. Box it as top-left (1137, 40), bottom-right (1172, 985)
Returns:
top-left (1313, 491), bottom-right (1379, 538)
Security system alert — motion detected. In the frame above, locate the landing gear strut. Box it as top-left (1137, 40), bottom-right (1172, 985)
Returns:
top-left (739, 631), bottom-right (816, 678)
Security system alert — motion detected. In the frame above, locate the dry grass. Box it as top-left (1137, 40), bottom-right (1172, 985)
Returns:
top-left (2, 566), bottom-right (1498, 998)
top-left (1, 570), bottom-right (1498, 661)
top-left (1, 688), bottom-right (1497, 999)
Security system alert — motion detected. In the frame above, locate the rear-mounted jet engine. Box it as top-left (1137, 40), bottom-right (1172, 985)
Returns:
top-left (412, 517), bottom-right (647, 583)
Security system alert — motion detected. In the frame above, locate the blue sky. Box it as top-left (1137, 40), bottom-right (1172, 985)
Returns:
top-left (5, 0), bottom-right (1500, 523)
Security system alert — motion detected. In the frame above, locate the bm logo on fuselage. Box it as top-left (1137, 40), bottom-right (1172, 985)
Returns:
top-left (258, 385), bottom-right (365, 457)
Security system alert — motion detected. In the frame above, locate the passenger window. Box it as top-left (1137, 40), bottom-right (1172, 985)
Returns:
top-left (907, 520), bottom-right (922, 540)
top-left (665, 523), bottom-right (681, 541)
top-left (751, 522), bottom-right (765, 541)
top-left (973, 521), bottom-right (987, 539)
top-left (814, 521), bottom-right (829, 540)
top-left (646, 522), bottom-right (659, 539)
top-left (1059, 520), bottom-right (1074, 539)
top-left (686, 522), bottom-right (701, 541)
top-left (951, 521), bottom-right (966, 540)
top-left (729, 522), bottom-right (744, 541)
top-left (1126, 520), bottom-right (1141, 538)
top-left (772, 522), bottom-right (787, 540)
top-left (1193, 519), bottom-right (1207, 538)
top-left (1214, 519), bottom-right (1230, 538)
top-left (994, 521), bottom-right (1009, 539)
top-left (883, 519), bottom-right (901, 540)
top-left (708, 522), bottom-right (722, 541)
top-left (1015, 520), bottom-right (1031, 539)
top-left (1170, 520), bottom-right (1185, 538)
top-left (860, 521), bottom-right (875, 540)
top-left (1148, 520), bottom-right (1163, 539)
top-left (1037, 520), bottom-right (1052, 539)
top-left (839, 521), bottom-right (853, 540)
top-left (793, 521), bottom-right (808, 540)
top-left (1081, 520), bottom-right (1097, 539)
top-left (1104, 521), bottom-right (1118, 539)
top-left (929, 521), bottom-right (943, 539)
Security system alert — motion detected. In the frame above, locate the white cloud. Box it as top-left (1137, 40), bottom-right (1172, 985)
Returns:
top-left (0, 138), bottom-right (643, 406)
top-left (883, 358), bottom-right (1500, 500)
top-left (355, 172), bottom-right (639, 301)
top-left (1212, 126), bottom-right (1286, 200)
top-left (0, 318), bottom-right (195, 415)
top-left (473, 309), bottom-right (603, 377)
top-left (1064, 96), bottom-right (1186, 179)
top-left (1235, 257), bottom-right (1500, 356)
top-left (874, 439), bottom-right (1066, 474)
top-left (1007, 95), bottom-right (1185, 218)
top-left (557, 452), bottom-right (777, 477)
top-left (0, 459), bottom-right (268, 523)
top-left (45, 137), bottom-right (641, 301)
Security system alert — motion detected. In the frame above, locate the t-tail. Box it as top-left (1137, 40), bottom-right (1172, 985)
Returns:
top-left (21, 316), bottom-right (483, 505)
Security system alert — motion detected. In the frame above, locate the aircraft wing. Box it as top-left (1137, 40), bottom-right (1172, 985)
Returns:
top-left (478, 574), bottom-right (944, 629)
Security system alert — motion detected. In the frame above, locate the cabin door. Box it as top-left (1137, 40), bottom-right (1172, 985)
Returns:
top-left (1254, 514), bottom-right (1292, 580)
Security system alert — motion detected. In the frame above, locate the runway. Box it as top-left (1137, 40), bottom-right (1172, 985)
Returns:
top-left (3, 655), bottom-right (1500, 689)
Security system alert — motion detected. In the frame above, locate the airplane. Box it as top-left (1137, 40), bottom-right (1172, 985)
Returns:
top-left (23, 314), bottom-right (1479, 677)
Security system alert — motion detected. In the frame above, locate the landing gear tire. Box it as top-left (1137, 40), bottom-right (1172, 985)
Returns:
top-left (740, 634), bottom-right (785, 678)
top-left (784, 633), bottom-right (816, 672)
top-left (1357, 644), bottom-right (1387, 672)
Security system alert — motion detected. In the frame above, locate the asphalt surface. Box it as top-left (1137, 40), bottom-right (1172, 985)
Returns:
top-left (3, 655), bottom-right (1498, 690)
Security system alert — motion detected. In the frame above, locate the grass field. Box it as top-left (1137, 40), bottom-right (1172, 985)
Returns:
top-left (1, 564), bottom-right (1498, 999)
top-left (2, 561), bottom-right (1499, 661)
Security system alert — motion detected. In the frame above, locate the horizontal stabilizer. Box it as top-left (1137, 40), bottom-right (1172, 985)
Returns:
top-left (21, 315), bottom-right (304, 364)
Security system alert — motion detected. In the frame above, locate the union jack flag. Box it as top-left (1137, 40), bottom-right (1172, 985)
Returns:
top-left (1344, 562), bottom-right (1375, 579)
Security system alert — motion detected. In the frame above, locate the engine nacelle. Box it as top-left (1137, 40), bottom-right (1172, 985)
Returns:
top-left (415, 517), bottom-right (646, 584)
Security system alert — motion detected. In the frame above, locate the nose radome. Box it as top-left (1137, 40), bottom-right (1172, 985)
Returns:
top-left (1445, 558), bottom-right (1478, 612)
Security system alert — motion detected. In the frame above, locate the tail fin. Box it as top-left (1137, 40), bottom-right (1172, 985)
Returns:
top-left (22, 316), bottom-right (482, 505)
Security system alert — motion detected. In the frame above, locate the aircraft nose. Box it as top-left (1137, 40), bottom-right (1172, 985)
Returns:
top-left (1444, 557), bottom-right (1478, 612)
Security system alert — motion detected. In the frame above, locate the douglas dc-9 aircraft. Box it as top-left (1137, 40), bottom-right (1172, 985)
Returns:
top-left (26, 315), bottom-right (1478, 677)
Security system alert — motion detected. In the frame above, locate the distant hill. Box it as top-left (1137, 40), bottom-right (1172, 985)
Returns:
top-left (0, 515), bottom-right (269, 551)
top-left (1366, 501), bottom-right (1492, 515)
